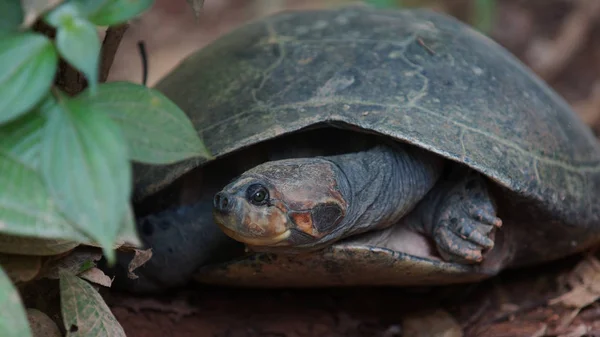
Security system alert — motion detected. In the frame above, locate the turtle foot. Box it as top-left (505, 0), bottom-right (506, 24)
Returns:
top-left (432, 173), bottom-right (502, 264)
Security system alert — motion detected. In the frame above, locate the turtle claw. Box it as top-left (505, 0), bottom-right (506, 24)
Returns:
top-left (434, 224), bottom-right (484, 263)
top-left (432, 173), bottom-right (501, 264)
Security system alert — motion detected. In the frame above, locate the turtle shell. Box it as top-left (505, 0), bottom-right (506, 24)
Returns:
top-left (133, 5), bottom-right (600, 286)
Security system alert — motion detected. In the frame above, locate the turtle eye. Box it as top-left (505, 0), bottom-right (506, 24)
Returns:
top-left (246, 183), bottom-right (269, 206)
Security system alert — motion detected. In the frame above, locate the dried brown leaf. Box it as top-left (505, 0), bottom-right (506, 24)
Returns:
top-left (0, 234), bottom-right (79, 256)
top-left (471, 321), bottom-right (547, 337)
top-left (78, 267), bottom-right (112, 288)
top-left (401, 308), bottom-right (463, 337)
top-left (0, 254), bottom-right (42, 283)
top-left (127, 248), bottom-right (152, 279)
top-left (39, 249), bottom-right (102, 280)
top-left (558, 323), bottom-right (589, 337)
top-left (26, 308), bottom-right (61, 337)
top-left (550, 254), bottom-right (600, 309)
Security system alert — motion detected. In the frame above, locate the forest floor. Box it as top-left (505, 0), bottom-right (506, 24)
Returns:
top-left (105, 1), bottom-right (600, 336)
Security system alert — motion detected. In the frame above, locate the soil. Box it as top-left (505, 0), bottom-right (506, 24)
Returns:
top-left (104, 1), bottom-right (600, 336)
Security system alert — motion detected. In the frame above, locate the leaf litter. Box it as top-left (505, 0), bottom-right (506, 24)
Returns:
top-left (125, 248), bottom-right (152, 280)
top-left (26, 308), bottom-right (61, 337)
top-left (550, 252), bottom-right (600, 309)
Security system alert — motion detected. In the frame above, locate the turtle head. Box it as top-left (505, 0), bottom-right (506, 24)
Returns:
top-left (212, 158), bottom-right (349, 252)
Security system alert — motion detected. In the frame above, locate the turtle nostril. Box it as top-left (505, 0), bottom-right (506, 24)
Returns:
top-left (214, 192), bottom-right (232, 213)
top-left (221, 196), bottom-right (229, 209)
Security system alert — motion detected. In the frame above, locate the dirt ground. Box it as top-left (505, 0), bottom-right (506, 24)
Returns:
top-left (104, 1), bottom-right (600, 336)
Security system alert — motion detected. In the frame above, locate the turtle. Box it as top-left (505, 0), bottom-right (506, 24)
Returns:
top-left (106, 4), bottom-right (600, 293)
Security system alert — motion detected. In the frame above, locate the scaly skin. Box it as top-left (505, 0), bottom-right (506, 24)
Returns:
top-left (214, 143), bottom-right (503, 263)
top-left (102, 197), bottom-right (243, 293)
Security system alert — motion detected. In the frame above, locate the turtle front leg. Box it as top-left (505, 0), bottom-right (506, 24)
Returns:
top-left (101, 197), bottom-right (245, 293)
top-left (416, 169), bottom-right (502, 264)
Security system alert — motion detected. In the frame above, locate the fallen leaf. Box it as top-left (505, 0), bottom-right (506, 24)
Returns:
top-left (0, 254), bottom-right (42, 283)
top-left (550, 253), bottom-right (600, 309)
top-left (39, 249), bottom-right (102, 280)
top-left (470, 321), bottom-right (547, 337)
top-left (60, 272), bottom-right (126, 336)
top-left (401, 308), bottom-right (463, 337)
top-left (26, 308), bottom-right (61, 337)
top-left (127, 248), bottom-right (152, 279)
top-left (79, 267), bottom-right (112, 288)
top-left (558, 323), bottom-right (589, 337)
top-left (553, 308), bottom-right (582, 335)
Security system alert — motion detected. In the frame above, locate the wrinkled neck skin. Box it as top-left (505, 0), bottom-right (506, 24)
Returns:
top-left (325, 144), bottom-right (443, 242)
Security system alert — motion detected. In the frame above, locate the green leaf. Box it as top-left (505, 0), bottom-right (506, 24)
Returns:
top-left (0, 0), bottom-right (24, 32)
top-left (0, 108), bottom-right (91, 244)
top-left (40, 92), bottom-right (131, 261)
top-left (66, 0), bottom-right (109, 16)
top-left (77, 81), bottom-right (211, 164)
top-left (0, 111), bottom-right (45, 170)
top-left (0, 235), bottom-right (79, 256)
top-left (0, 33), bottom-right (57, 124)
top-left (0, 152), bottom-right (89, 244)
top-left (60, 272), bottom-right (126, 337)
top-left (0, 266), bottom-right (32, 337)
top-left (45, 4), bottom-right (100, 93)
top-left (116, 204), bottom-right (141, 247)
top-left (85, 0), bottom-right (155, 26)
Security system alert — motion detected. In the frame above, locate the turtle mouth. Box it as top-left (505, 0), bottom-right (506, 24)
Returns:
top-left (218, 224), bottom-right (292, 246)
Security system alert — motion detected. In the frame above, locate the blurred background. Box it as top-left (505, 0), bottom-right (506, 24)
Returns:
top-left (105, 1), bottom-right (600, 336)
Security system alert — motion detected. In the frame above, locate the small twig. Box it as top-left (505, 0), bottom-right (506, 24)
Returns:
top-left (32, 19), bottom-right (55, 38)
top-left (100, 24), bottom-right (130, 83)
top-left (417, 37), bottom-right (435, 55)
top-left (34, 20), bottom-right (127, 95)
top-left (137, 40), bottom-right (148, 86)
top-left (57, 60), bottom-right (86, 95)
top-left (32, 20), bottom-right (86, 95)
